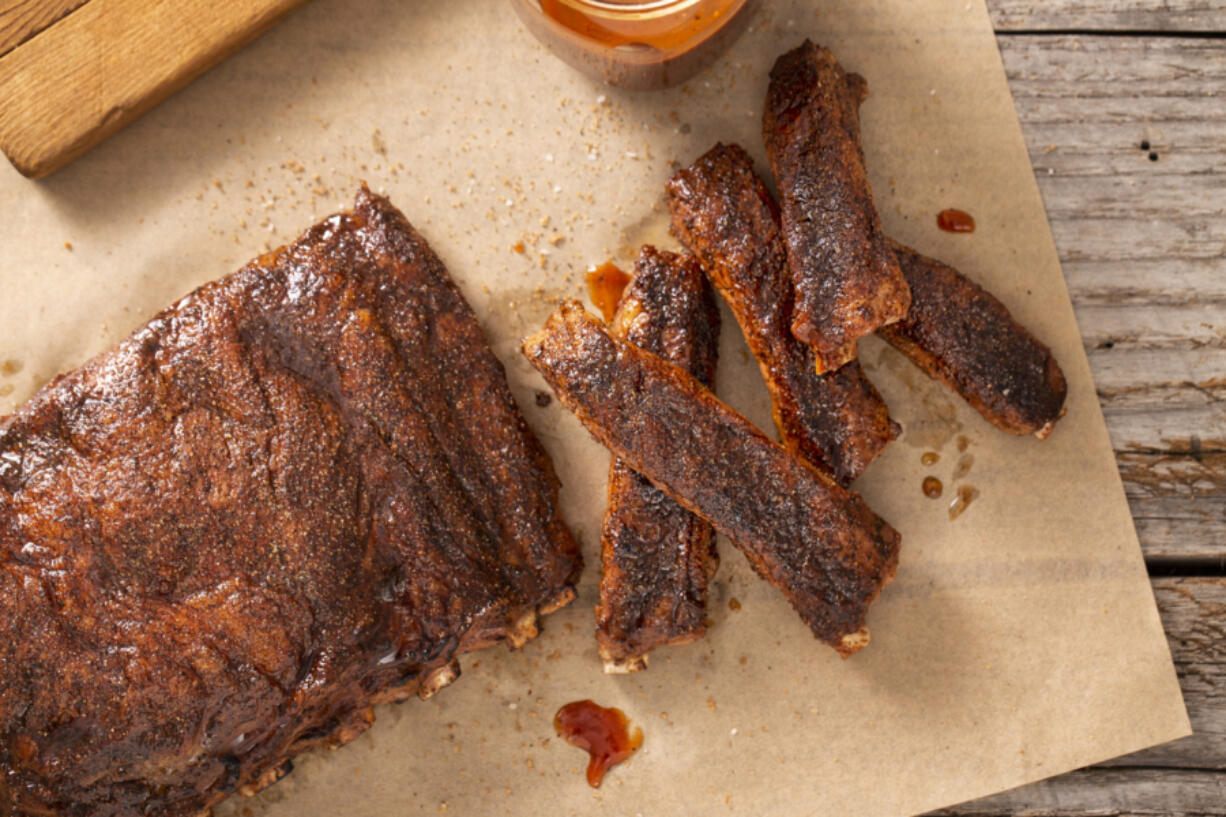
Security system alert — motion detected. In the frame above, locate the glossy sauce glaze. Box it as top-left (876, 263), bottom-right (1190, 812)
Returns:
top-left (585, 261), bottom-right (631, 322)
top-left (937, 209), bottom-right (976, 233)
top-left (540, 0), bottom-right (744, 50)
top-left (554, 700), bottom-right (643, 787)
top-left (514, 0), bottom-right (753, 90)
top-left (922, 476), bottom-right (943, 499)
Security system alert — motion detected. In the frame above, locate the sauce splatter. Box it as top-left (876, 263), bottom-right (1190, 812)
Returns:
top-left (956, 434), bottom-right (970, 453)
top-left (953, 453), bottom-right (975, 480)
top-left (948, 484), bottom-right (979, 520)
top-left (554, 700), bottom-right (642, 788)
top-left (585, 261), bottom-right (630, 323)
top-left (921, 451), bottom-right (939, 466)
top-left (937, 209), bottom-right (976, 233)
top-left (728, 597), bottom-right (741, 611)
top-left (1, 359), bottom-right (23, 376)
top-left (922, 476), bottom-right (943, 499)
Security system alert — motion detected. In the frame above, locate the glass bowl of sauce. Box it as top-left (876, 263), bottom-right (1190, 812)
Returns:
top-left (511, 0), bottom-right (754, 90)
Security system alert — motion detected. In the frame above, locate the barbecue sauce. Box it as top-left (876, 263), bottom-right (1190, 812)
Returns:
top-left (554, 700), bottom-right (642, 787)
top-left (586, 261), bottom-right (631, 323)
top-left (937, 209), bottom-right (976, 233)
top-left (539, 0), bottom-right (744, 50)
top-left (513, 0), bottom-right (753, 90)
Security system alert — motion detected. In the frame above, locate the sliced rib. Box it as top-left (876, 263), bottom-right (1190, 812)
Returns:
top-left (882, 240), bottom-right (1068, 439)
top-left (764, 40), bottom-right (911, 372)
top-left (523, 302), bottom-right (900, 657)
top-left (596, 246), bottom-right (721, 673)
top-left (667, 142), bottom-right (896, 484)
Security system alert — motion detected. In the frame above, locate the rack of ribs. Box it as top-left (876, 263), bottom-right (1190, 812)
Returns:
top-left (523, 302), bottom-right (900, 657)
top-left (882, 240), bottom-right (1068, 438)
top-left (667, 142), bottom-right (897, 484)
top-left (0, 188), bottom-right (581, 817)
top-left (596, 247), bottom-right (721, 674)
top-left (764, 40), bottom-right (911, 372)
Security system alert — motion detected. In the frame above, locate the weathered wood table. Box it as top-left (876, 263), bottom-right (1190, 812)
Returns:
top-left (934, 2), bottom-right (1226, 814)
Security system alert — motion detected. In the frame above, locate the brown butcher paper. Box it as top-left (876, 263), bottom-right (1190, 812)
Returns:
top-left (0, 0), bottom-right (1189, 815)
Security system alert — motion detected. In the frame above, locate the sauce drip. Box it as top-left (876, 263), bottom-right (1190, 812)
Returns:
top-left (948, 484), bottom-right (979, 520)
top-left (953, 453), bottom-right (975, 480)
top-left (956, 434), bottom-right (970, 453)
top-left (554, 700), bottom-right (642, 788)
top-left (585, 261), bottom-right (631, 323)
top-left (921, 451), bottom-right (939, 466)
top-left (539, 0), bottom-right (744, 51)
top-left (922, 476), bottom-right (943, 499)
top-left (937, 209), bottom-right (976, 233)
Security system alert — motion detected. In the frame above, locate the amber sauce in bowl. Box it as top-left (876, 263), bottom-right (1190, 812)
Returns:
top-left (511, 0), bottom-right (754, 90)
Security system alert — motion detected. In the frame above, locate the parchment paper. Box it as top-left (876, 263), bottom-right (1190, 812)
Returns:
top-left (0, 0), bottom-right (1190, 814)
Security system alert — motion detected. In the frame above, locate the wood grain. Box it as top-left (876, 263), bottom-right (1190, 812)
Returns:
top-left (956, 9), bottom-right (1225, 813)
top-left (0, 0), bottom-right (87, 56)
top-left (999, 34), bottom-right (1226, 564)
top-left (933, 768), bottom-right (1226, 816)
top-left (990, 0), bottom-right (1226, 31)
top-left (0, 0), bottom-right (307, 178)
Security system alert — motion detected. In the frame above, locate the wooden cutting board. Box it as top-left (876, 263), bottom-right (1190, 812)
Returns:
top-left (0, 0), bottom-right (306, 178)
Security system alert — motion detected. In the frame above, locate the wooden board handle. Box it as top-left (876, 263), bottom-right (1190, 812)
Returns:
top-left (0, 0), bottom-right (307, 178)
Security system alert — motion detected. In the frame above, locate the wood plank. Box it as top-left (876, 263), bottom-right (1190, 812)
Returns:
top-left (931, 769), bottom-right (1226, 816)
top-left (999, 34), bottom-right (1226, 563)
top-left (0, 0), bottom-right (307, 178)
top-left (0, 0), bottom-right (87, 56)
top-left (988, 0), bottom-right (1226, 32)
top-left (932, 579), bottom-right (1226, 815)
top-left (1104, 578), bottom-right (1226, 769)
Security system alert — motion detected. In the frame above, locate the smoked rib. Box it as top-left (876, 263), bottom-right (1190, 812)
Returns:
top-left (0, 188), bottom-right (581, 817)
top-left (882, 240), bottom-right (1068, 438)
top-left (764, 40), bottom-right (910, 371)
top-left (596, 247), bottom-right (721, 673)
top-left (523, 302), bottom-right (901, 656)
top-left (667, 142), bottom-right (896, 484)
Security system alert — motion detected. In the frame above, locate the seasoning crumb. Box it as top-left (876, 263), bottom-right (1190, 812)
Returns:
top-left (534, 391), bottom-right (552, 408)
top-left (63, 242), bottom-right (73, 251)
